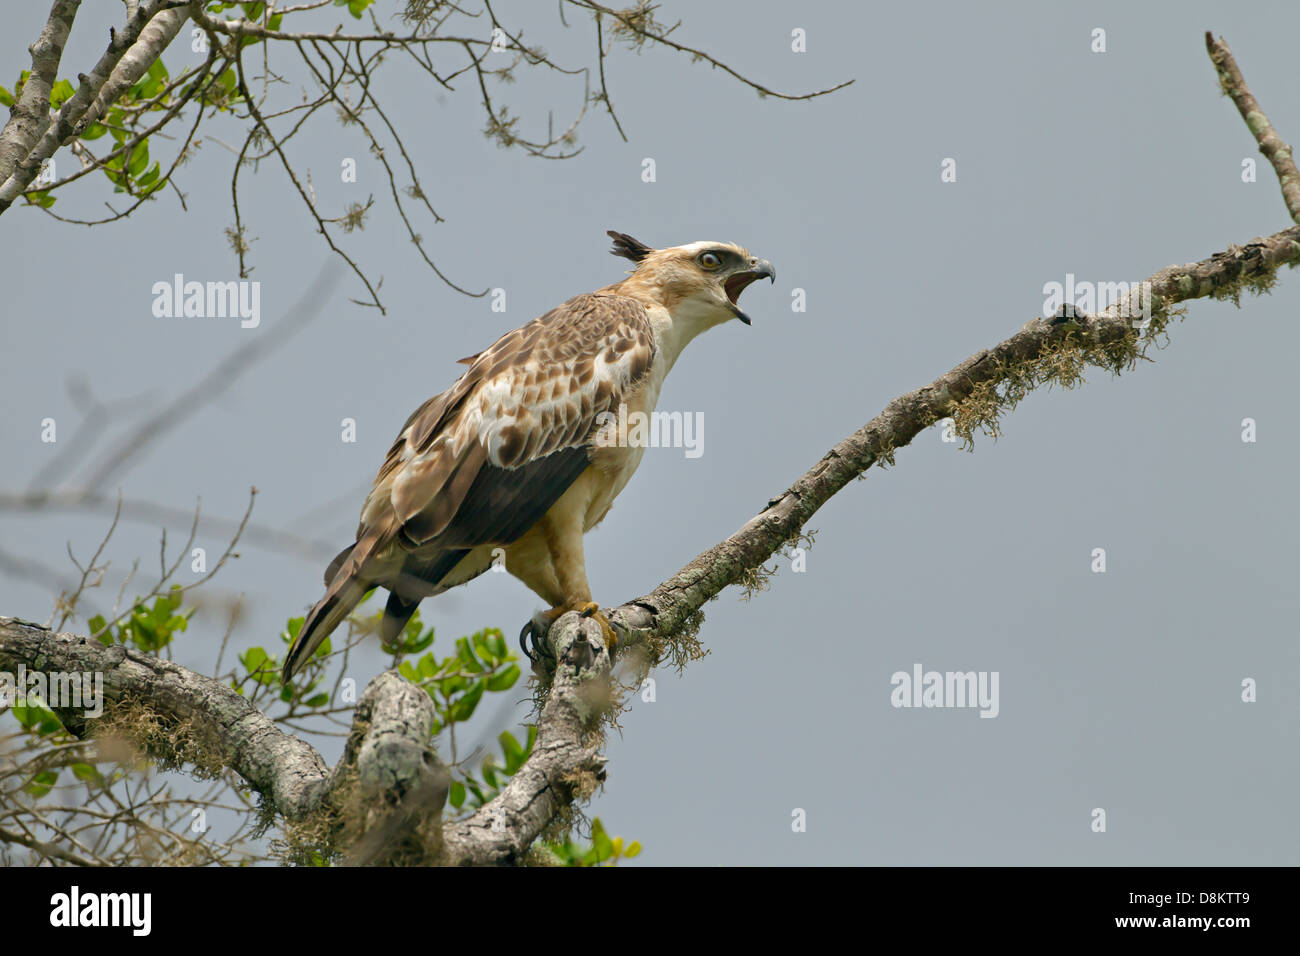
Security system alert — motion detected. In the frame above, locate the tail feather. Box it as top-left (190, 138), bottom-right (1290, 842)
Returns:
top-left (325, 544), bottom-right (354, 586)
top-left (285, 543), bottom-right (466, 683)
top-left (283, 573), bottom-right (368, 683)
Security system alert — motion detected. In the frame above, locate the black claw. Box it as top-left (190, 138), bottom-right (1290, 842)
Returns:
top-left (519, 615), bottom-right (555, 663)
top-left (518, 619), bottom-right (536, 662)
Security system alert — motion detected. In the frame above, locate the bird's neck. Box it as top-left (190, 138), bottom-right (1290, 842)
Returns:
top-left (648, 298), bottom-right (730, 376)
top-left (604, 280), bottom-right (731, 377)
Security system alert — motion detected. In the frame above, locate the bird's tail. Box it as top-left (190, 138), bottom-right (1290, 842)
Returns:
top-left (282, 549), bottom-right (371, 683)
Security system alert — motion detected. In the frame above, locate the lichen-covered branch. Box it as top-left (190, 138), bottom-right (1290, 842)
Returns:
top-left (442, 612), bottom-right (610, 865)
top-left (0, 616), bottom-right (329, 813)
top-left (0, 617), bottom-right (450, 863)
top-left (0, 0), bottom-right (81, 186)
top-left (1206, 31), bottom-right (1300, 224)
top-left (0, 0), bottom-right (190, 211)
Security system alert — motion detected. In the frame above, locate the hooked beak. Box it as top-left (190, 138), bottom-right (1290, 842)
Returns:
top-left (724, 258), bottom-right (776, 326)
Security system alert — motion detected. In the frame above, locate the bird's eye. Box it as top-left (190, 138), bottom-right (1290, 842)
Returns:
top-left (699, 252), bottom-right (723, 270)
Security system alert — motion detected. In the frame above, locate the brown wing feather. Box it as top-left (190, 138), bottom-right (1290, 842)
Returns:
top-left (376, 292), bottom-right (654, 553)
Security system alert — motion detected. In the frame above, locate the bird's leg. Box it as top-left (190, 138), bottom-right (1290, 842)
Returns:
top-left (518, 513), bottom-right (618, 661)
top-left (577, 602), bottom-right (618, 651)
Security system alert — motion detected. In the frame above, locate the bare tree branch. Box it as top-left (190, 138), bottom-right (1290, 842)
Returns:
top-left (1206, 31), bottom-right (1300, 224)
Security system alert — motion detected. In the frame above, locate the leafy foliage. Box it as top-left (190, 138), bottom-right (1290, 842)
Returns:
top-left (544, 818), bottom-right (642, 867)
top-left (87, 586), bottom-right (191, 652)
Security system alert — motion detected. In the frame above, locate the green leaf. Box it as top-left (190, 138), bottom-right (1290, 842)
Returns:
top-left (24, 189), bottom-right (55, 209)
top-left (282, 616), bottom-right (304, 644)
top-left (304, 693), bottom-right (329, 707)
top-left (437, 674), bottom-right (468, 697)
top-left (455, 637), bottom-right (484, 674)
top-left (448, 780), bottom-right (465, 809)
top-left (417, 653), bottom-right (437, 680)
top-left (485, 663), bottom-right (519, 692)
top-left (499, 730), bottom-right (524, 773)
top-left (0, 85), bottom-right (14, 108)
top-left (241, 645), bottom-right (277, 684)
top-left (25, 770), bottom-right (58, 798)
top-left (127, 141), bottom-right (149, 177)
top-left (133, 76), bottom-right (162, 100)
top-left (590, 819), bottom-right (614, 861)
top-left (400, 614), bottom-right (434, 653)
top-left (623, 841), bottom-right (642, 858)
top-left (335, 0), bottom-right (373, 19)
top-left (88, 614), bottom-right (111, 645)
top-left (48, 78), bottom-right (75, 110)
top-left (71, 763), bottom-right (104, 786)
top-left (447, 678), bottom-right (485, 723)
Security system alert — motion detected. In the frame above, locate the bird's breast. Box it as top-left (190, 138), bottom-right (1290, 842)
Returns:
top-left (583, 364), bottom-right (666, 530)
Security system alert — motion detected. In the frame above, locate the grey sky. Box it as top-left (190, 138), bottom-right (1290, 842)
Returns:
top-left (2, 1), bottom-right (1298, 864)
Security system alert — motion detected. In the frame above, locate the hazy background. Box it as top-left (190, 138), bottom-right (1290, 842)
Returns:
top-left (2, 1), bottom-right (1298, 865)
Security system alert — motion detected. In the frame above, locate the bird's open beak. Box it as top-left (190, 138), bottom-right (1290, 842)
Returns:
top-left (724, 258), bottom-right (776, 326)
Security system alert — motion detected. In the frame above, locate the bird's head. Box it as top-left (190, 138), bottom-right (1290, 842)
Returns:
top-left (607, 230), bottom-right (776, 326)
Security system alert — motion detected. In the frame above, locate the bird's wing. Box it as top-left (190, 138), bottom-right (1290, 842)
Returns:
top-left (363, 291), bottom-right (656, 559)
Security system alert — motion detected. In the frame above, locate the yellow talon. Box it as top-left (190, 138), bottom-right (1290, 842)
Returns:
top-left (577, 602), bottom-right (618, 650)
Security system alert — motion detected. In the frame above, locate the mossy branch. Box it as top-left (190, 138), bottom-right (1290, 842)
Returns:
top-left (1206, 31), bottom-right (1300, 224)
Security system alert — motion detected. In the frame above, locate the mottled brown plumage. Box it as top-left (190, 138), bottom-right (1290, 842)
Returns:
top-left (283, 231), bottom-right (774, 681)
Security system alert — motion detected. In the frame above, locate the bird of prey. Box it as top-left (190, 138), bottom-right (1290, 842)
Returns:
top-left (282, 230), bottom-right (775, 682)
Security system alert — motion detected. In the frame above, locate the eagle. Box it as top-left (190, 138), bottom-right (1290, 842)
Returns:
top-left (282, 231), bottom-right (775, 682)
